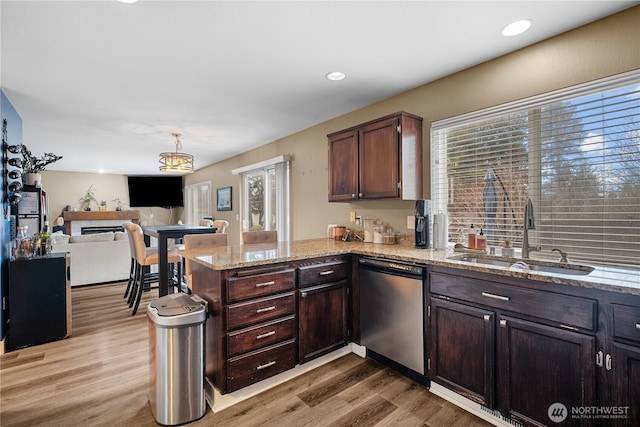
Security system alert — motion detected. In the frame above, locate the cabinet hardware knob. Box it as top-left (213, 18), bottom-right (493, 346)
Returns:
top-left (636, 323), bottom-right (640, 330)
top-left (483, 314), bottom-right (491, 322)
top-left (605, 354), bottom-right (612, 371)
top-left (499, 319), bottom-right (507, 327)
top-left (255, 281), bottom-right (275, 288)
top-left (596, 350), bottom-right (603, 367)
top-left (319, 270), bottom-right (334, 276)
top-left (352, 194), bottom-right (356, 198)
top-left (482, 292), bottom-right (510, 302)
top-left (256, 305), bottom-right (276, 313)
top-left (256, 361), bottom-right (276, 370)
top-left (358, 193), bottom-right (363, 198)
top-left (301, 292), bottom-right (307, 298)
top-left (256, 331), bottom-right (276, 340)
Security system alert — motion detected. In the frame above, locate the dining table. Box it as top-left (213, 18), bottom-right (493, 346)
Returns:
top-left (142, 224), bottom-right (217, 296)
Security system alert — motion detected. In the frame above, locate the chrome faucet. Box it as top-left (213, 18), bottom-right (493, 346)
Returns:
top-left (522, 198), bottom-right (541, 259)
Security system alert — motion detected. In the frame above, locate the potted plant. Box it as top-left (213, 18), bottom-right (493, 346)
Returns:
top-left (20, 144), bottom-right (63, 187)
top-left (112, 197), bottom-right (126, 211)
top-left (79, 185), bottom-right (98, 211)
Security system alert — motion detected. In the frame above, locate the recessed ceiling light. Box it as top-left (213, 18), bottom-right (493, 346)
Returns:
top-left (326, 71), bottom-right (346, 81)
top-left (501, 19), bottom-right (533, 37)
top-left (118, 0), bottom-right (139, 4)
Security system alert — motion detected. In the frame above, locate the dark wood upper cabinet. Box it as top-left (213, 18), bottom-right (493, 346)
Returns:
top-left (327, 112), bottom-right (423, 202)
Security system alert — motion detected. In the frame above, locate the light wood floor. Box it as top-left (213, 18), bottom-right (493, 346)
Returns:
top-left (1, 282), bottom-right (492, 427)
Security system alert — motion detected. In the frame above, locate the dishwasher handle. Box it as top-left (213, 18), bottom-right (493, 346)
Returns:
top-left (358, 257), bottom-right (424, 277)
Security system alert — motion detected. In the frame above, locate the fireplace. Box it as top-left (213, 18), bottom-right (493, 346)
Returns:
top-left (81, 226), bottom-right (125, 235)
top-left (62, 210), bottom-right (140, 235)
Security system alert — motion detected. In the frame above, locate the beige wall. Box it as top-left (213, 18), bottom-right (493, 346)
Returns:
top-left (42, 6), bottom-right (640, 246)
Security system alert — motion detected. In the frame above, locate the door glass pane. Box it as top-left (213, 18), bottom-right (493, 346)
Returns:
top-left (248, 172), bottom-right (265, 230)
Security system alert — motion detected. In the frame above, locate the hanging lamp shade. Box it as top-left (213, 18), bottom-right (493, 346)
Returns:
top-left (159, 133), bottom-right (194, 173)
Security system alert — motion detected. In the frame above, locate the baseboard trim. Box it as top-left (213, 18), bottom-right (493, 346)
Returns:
top-left (429, 382), bottom-right (523, 427)
top-left (206, 344), bottom-right (355, 413)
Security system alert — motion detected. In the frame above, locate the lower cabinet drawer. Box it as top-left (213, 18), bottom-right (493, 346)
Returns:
top-left (227, 315), bottom-right (297, 357)
top-left (612, 304), bottom-right (640, 343)
top-left (227, 339), bottom-right (297, 392)
top-left (227, 292), bottom-right (296, 330)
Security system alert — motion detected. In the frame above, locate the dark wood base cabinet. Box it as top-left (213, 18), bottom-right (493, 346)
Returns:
top-left (298, 257), bottom-right (350, 364)
top-left (192, 256), bottom-right (350, 394)
top-left (497, 316), bottom-right (596, 426)
top-left (426, 266), bottom-right (626, 427)
top-left (429, 298), bottom-right (495, 408)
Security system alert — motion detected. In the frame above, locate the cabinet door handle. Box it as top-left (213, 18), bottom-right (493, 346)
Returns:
top-left (351, 194), bottom-right (356, 199)
top-left (358, 193), bottom-right (363, 198)
top-left (319, 270), bottom-right (334, 276)
top-left (256, 361), bottom-right (276, 370)
top-left (636, 323), bottom-right (640, 330)
top-left (301, 292), bottom-right (307, 298)
top-left (256, 305), bottom-right (276, 313)
top-left (255, 281), bottom-right (275, 288)
top-left (482, 292), bottom-right (510, 302)
top-left (499, 319), bottom-right (507, 327)
top-left (483, 314), bottom-right (491, 322)
top-left (256, 331), bottom-right (276, 340)
top-left (605, 354), bottom-right (612, 371)
top-left (596, 350), bottom-right (603, 367)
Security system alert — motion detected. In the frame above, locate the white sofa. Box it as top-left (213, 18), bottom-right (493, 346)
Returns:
top-left (51, 231), bottom-right (131, 287)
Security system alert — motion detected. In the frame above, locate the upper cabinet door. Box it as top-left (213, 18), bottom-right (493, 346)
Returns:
top-left (328, 129), bottom-right (359, 202)
top-left (359, 116), bottom-right (400, 199)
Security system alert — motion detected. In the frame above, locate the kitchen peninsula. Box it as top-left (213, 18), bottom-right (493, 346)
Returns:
top-left (184, 238), bottom-right (640, 426)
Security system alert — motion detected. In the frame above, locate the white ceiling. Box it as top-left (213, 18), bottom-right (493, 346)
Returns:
top-left (1, 0), bottom-right (638, 175)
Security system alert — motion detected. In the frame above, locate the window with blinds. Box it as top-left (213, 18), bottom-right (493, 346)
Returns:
top-left (431, 70), bottom-right (640, 269)
top-left (184, 181), bottom-right (212, 225)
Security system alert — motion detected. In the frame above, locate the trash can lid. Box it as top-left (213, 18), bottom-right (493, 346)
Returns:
top-left (147, 293), bottom-right (207, 327)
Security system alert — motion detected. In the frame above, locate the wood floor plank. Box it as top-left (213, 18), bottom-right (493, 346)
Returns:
top-left (0, 282), bottom-right (492, 427)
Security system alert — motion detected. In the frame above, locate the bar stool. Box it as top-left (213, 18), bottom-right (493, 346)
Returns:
top-left (242, 230), bottom-right (277, 244)
top-left (183, 233), bottom-right (228, 291)
top-left (128, 223), bottom-right (181, 315)
top-left (212, 220), bottom-right (229, 234)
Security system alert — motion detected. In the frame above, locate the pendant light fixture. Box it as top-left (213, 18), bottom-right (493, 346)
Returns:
top-left (159, 133), bottom-right (194, 173)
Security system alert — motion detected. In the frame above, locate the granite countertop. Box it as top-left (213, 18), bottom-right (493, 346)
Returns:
top-left (182, 238), bottom-right (640, 296)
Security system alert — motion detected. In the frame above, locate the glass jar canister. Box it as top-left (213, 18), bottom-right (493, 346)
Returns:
top-left (16, 226), bottom-right (32, 259)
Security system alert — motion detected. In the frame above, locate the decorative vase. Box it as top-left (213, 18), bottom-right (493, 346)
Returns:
top-left (23, 172), bottom-right (42, 187)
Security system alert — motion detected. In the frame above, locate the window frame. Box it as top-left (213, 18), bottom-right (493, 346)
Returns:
top-left (431, 70), bottom-right (640, 269)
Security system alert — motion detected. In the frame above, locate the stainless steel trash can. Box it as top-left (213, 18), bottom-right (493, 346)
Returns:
top-left (147, 293), bottom-right (207, 425)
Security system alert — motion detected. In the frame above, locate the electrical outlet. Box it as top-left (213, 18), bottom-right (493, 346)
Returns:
top-left (350, 211), bottom-right (357, 223)
top-left (407, 215), bottom-right (415, 229)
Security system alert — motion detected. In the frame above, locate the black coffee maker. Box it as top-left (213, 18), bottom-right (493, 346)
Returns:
top-left (415, 199), bottom-right (430, 248)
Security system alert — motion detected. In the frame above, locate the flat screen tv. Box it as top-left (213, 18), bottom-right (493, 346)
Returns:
top-left (127, 175), bottom-right (184, 208)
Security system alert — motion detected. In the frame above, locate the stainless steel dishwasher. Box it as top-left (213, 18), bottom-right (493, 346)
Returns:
top-left (359, 257), bottom-right (425, 376)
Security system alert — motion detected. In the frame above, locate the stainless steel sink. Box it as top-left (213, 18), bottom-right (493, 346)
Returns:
top-left (448, 255), bottom-right (594, 276)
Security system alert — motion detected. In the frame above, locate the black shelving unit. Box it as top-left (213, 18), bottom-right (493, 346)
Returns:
top-left (7, 253), bottom-right (69, 351)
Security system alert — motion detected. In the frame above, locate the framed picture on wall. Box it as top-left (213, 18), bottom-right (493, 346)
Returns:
top-left (217, 186), bottom-right (232, 211)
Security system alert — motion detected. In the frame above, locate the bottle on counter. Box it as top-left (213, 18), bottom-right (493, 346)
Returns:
top-left (39, 221), bottom-right (50, 256)
top-left (476, 228), bottom-right (487, 250)
top-left (467, 224), bottom-right (476, 249)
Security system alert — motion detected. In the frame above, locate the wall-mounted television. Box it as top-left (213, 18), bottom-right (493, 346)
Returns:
top-left (127, 175), bottom-right (184, 208)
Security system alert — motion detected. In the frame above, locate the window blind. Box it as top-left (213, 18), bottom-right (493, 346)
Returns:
top-left (431, 70), bottom-right (640, 269)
